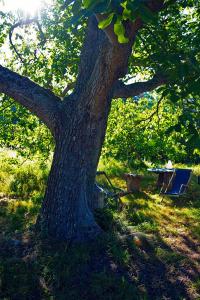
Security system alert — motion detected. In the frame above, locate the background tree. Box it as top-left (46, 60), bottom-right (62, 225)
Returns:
top-left (103, 93), bottom-right (200, 168)
top-left (0, 0), bottom-right (199, 241)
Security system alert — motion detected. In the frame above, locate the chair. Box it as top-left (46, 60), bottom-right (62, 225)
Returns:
top-left (160, 169), bottom-right (192, 197)
top-left (95, 171), bottom-right (124, 208)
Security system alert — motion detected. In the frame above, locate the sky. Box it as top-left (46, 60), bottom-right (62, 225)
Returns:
top-left (0, 0), bottom-right (52, 65)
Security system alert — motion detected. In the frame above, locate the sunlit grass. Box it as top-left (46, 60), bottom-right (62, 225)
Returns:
top-left (0, 149), bottom-right (49, 198)
top-left (0, 152), bottom-right (200, 299)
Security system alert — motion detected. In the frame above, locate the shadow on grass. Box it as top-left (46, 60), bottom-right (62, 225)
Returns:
top-left (1, 229), bottom-right (198, 300)
top-left (169, 192), bottom-right (200, 209)
top-left (0, 195), bottom-right (200, 300)
top-left (0, 233), bottom-right (141, 300)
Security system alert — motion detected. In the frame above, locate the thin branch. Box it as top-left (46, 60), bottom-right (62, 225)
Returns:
top-left (137, 33), bottom-right (151, 56)
top-left (9, 18), bottom-right (36, 63)
top-left (35, 20), bottom-right (46, 45)
top-left (0, 100), bottom-right (15, 113)
top-left (163, 0), bottom-right (177, 9)
top-left (136, 94), bottom-right (164, 129)
top-left (9, 18), bottom-right (46, 64)
top-left (147, 0), bottom-right (165, 12)
top-left (61, 0), bottom-right (74, 9)
top-left (61, 82), bottom-right (76, 97)
top-left (113, 74), bottom-right (167, 99)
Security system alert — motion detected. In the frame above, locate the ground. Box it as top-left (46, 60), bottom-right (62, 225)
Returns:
top-left (0, 153), bottom-right (200, 300)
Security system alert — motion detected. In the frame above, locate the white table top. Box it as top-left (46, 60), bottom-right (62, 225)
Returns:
top-left (147, 168), bottom-right (175, 173)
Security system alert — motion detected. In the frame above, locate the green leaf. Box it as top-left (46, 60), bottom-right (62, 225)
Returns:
top-left (122, 8), bottom-right (131, 20)
top-left (98, 13), bottom-right (114, 29)
top-left (114, 17), bottom-right (129, 43)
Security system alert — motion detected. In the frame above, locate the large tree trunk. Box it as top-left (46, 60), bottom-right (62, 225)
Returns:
top-left (39, 138), bottom-right (101, 241)
top-left (38, 95), bottom-right (112, 241)
top-left (37, 17), bottom-right (134, 241)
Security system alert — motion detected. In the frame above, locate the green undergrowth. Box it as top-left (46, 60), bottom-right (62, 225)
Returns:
top-left (0, 149), bottom-right (50, 198)
top-left (0, 152), bottom-right (200, 299)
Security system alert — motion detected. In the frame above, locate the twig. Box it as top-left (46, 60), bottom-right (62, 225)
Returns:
top-left (0, 100), bottom-right (15, 113)
top-left (9, 18), bottom-right (46, 64)
top-left (136, 94), bottom-right (164, 128)
top-left (61, 82), bottom-right (76, 97)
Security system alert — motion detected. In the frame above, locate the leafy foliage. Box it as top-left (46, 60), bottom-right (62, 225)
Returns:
top-left (0, 0), bottom-right (199, 162)
top-left (103, 95), bottom-right (200, 168)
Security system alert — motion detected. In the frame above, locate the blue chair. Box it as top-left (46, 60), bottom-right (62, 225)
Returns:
top-left (160, 169), bottom-right (192, 196)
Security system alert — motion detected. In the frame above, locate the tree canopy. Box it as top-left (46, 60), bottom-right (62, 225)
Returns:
top-left (0, 0), bottom-right (199, 161)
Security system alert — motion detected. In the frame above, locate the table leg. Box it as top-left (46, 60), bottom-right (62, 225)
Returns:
top-left (156, 173), bottom-right (164, 189)
top-left (163, 172), bottom-right (174, 191)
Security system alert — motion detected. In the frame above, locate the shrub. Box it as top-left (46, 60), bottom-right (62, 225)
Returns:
top-left (9, 164), bottom-right (48, 198)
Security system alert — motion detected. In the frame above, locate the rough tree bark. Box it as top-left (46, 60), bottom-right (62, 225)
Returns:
top-left (38, 17), bottom-right (136, 240)
top-left (0, 0), bottom-right (168, 241)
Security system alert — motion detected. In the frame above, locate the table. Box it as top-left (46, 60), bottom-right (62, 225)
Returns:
top-left (147, 168), bottom-right (175, 189)
top-left (123, 173), bottom-right (142, 192)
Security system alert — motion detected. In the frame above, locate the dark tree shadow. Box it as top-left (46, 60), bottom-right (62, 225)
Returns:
top-left (0, 189), bottom-right (200, 300)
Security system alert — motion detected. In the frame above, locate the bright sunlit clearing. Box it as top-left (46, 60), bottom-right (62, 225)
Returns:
top-left (0, 0), bottom-right (50, 16)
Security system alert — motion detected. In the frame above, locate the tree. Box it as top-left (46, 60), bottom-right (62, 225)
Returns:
top-left (102, 96), bottom-right (185, 168)
top-left (0, 0), bottom-right (199, 241)
top-left (103, 94), bottom-right (200, 167)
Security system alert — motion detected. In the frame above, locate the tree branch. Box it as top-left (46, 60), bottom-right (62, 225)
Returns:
top-left (113, 74), bottom-right (167, 99)
top-left (136, 94), bottom-right (164, 129)
top-left (0, 65), bottom-right (61, 131)
top-left (62, 82), bottom-right (76, 97)
top-left (9, 18), bottom-right (46, 64)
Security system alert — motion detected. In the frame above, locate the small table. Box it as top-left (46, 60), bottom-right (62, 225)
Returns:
top-left (123, 173), bottom-right (142, 192)
top-left (147, 168), bottom-right (175, 189)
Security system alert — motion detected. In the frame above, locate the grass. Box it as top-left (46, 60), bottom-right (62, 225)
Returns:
top-left (0, 149), bottom-right (49, 198)
top-left (0, 152), bottom-right (200, 299)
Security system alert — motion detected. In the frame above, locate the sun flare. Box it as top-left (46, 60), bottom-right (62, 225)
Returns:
top-left (1, 0), bottom-right (50, 16)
